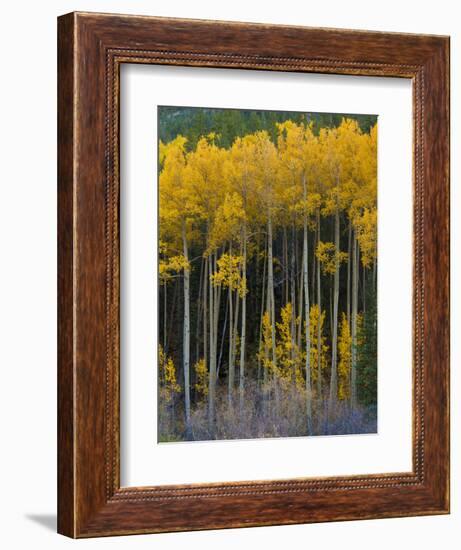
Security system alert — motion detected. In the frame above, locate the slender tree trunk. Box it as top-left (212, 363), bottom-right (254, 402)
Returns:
top-left (263, 233), bottom-right (273, 383)
top-left (258, 233), bottom-right (267, 382)
top-left (283, 227), bottom-right (289, 305)
top-left (171, 392), bottom-right (176, 434)
top-left (214, 256), bottom-right (222, 375)
top-left (347, 219), bottom-right (352, 323)
top-left (229, 243), bottom-right (242, 405)
top-left (302, 176), bottom-right (312, 432)
top-left (312, 224), bottom-right (316, 301)
top-left (182, 222), bottom-right (191, 436)
top-left (239, 224), bottom-right (247, 412)
top-left (208, 254), bottom-right (215, 435)
top-left (297, 246), bottom-right (304, 350)
top-left (363, 264), bottom-right (367, 313)
top-left (208, 251), bottom-right (221, 432)
top-left (267, 213), bottom-right (277, 369)
top-left (163, 282), bottom-right (167, 351)
top-left (232, 291), bottom-right (240, 379)
top-left (165, 277), bottom-right (178, 357)
top-left (203, 257), bottom-right (208, 369)
top-left (373, 256), bottom-right (377, 294)
top-left (255, 230), bottom-right (260, 347)
top-left (195, 257), bottom-right (204, 365)
top-left (263, 243), bottom-right (273, 413)
top-left (227, 285), bottom-right (234, 403)
top-left (290, 222), bottom-right (296, 362)
top-left (351, 231), bottom-right (359, 407)
top-left (316, 209), bottom-right (322, 399)
top-left (217, 290), bottom-right (229, 378)
top-left (329, 283), bottom-right (333, 343)
top-left (228, 257), bottom-right (234, 406)
top-left (329, 208), bottom-right (340, 408)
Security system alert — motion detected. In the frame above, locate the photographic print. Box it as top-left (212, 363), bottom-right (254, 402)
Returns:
top-left (158, 106), bottom-right (377, 443)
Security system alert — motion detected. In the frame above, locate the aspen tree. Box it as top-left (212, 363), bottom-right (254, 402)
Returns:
top-left (159, 135), bottom-right (197, 435)
top-left (185, 134), bottom-right (227, 431)
top-left (277, 121), bottom-right (317, 431)
top-left (226, 136), bottom-right (259, 412)
top-left (252, 132), bottom-right (279, 372)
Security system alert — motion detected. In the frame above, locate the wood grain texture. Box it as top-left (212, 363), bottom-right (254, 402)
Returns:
top-left (57, 11), bottom-right (450, 538)
top-left (57, 13), bottom-right (75, 538)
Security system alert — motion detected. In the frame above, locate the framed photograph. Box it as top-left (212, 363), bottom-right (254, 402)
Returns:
top-left (58, 12), bottom-right (450, 537)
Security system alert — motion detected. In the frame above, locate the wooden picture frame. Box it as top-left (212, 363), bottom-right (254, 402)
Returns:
top-left (57, 11), bottom-right (450, 538)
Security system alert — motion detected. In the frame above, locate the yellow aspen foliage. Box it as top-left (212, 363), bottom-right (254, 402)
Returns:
top-left (225, 135), bottom-right (262, 228)
top-left (159, 254), bottom-right (190, 282)
top-left (315, 241), bottom-right (349, 275)
top-left (208, 192), bottom-right (246, 252)
top-left (354, 207), bottom-right (377, 267)
top-left (347, 123), bottom-right (377, 265)
top-left (309, 305), bottom-right (329, 381)
top-left (275, 303), bottom-right (304, 389)
top-left (210, 253), bottom-right (247, 297)
top-left (194, 358), bottom-right (208, 399)
top-left (159, 134), bottom-right (203, 248)
top-left (250, 131), bottom-right (279, 215)
top-left (356, 123), bottom-right (377, 195)
top-left (181, 134), bottom-right (228, 245)
top-left (258, 311), bottom-right (276, 375)
top-left (338, 314), bottom-right (352, 400)
top-left (158, 140), bottom-right (167, 166)
top-left (319, 119), bottom-right (369, 226)
top-left (158, 345), bottom-right (180, 404)
top-left (277, 121), bottom-right (320, 226)
top-left (233, 333), bottom-right (241, 361)
top-left (158, 240), bottom-right (168, 255)
top-left (356, 313), bottom-right (364, 348)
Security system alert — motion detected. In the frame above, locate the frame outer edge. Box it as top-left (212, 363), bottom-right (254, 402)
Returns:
top-left (425, 36), bottom-right (450, 513)
top-left (57, 12), bottom-right (77, 538)
top-left (56, 12), bottom-right (450, 537)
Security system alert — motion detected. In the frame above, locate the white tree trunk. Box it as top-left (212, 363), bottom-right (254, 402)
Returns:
top-left (214, 254), bottom-right (221, 371)
top-left (239, 226), bottom-right (247, 412)
top-left (228, 283), bottom-right (234, 406)
top-left (316, 209), bottom-right (322, 399)
top-left (163, 281), bottom-right (167, 351)
top-left (195, 257), bottom-right (205, 365)
top-left (231, 291), bottom-right (240, 388)
top-left (347, 219), bottom-right (352, 323)
top-left (297, 249), bottom-right (304, 350)
top-left (363, 264), bottom-right (367, 313)
top-left (329, 208), bottom-right (340, 406)
top-left (203, 257), bottom-right (208, 369)
top-left (182, 222), bottom-right (191, 435)
top-left (290, 223), bottom-right (297, 370)
top-left (351, 232), bottom-right (359, 406)
top-left (373, 256), bottom-right (377, 293)
top-left (303, 177), bottom-right (312, 432)
top-left (283, 227), bottom-right (289, 304)
top-left (208, 254), bottom-right (215, 434)
top-left (267, 214), bottom-right (277, 369)
top-left (257, 233), bottom-right (267, 382)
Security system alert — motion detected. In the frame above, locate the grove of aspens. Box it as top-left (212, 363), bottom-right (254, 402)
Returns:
top-left (158, 107), bottom-right (377, 442)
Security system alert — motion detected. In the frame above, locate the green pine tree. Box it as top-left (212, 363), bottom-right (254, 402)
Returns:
top-left (356, 287), bottom-right (377, 407)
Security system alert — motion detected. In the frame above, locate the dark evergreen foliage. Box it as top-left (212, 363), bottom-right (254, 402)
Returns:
top-left (158, 106), bottom-right (377, 151)
top-left (357, 286), bottom-right (378, 407)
